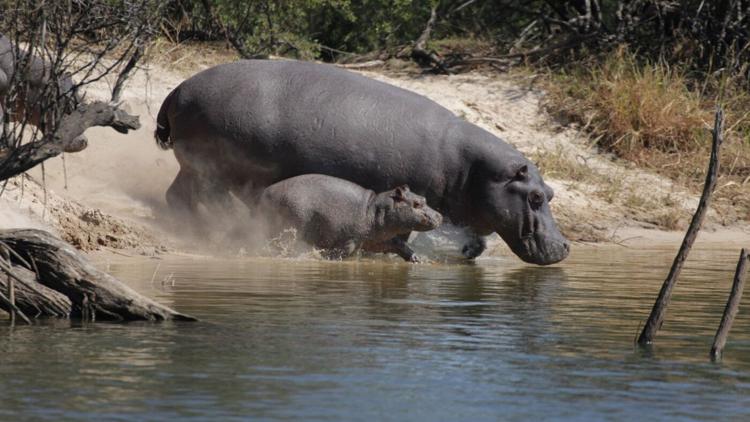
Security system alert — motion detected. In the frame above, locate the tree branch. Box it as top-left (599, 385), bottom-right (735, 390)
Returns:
top-left (637, 108), bottom-right (724, 346)
top-left (0, 101), bottom-right (140, 181)
top-left (710, 248), bottom-right (749, 362)
top-left (411, 5), bottom-right (452, 74)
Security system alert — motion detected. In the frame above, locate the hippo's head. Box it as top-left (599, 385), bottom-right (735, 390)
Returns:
top-left (470, 158), bottom-right (569, 265)
top-left (383, 185), bottom-right (442, 232)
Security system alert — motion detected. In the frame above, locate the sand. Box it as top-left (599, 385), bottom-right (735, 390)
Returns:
top-left (2, 56), bottom-right (748, 256)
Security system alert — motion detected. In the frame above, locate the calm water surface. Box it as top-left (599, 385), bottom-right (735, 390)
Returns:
top-left (1, 243), bottom-right (750, 420)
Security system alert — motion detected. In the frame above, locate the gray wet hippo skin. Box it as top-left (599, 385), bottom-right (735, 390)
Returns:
top-left (259, 175), bottom-right (442, 262)
top-left (0, 34), bottom-right (86, 152)
top-left (156, 60), bottom-right (569, 264)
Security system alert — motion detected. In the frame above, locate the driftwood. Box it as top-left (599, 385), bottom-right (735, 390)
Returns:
top-left (637, 108), bottom-right (724, 345)
top-left (710, 249), bottom-right (749, 362)
top-left (337, 60), bottom-right (386, 70)
top-left (0, 261), bottom-right (70, 319)
top-left (0, 229), bottom-right (195, 322)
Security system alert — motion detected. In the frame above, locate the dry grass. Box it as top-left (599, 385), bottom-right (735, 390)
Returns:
top-left (146, 40), bottom-right (240, 75)
top-left (542, 48), bottom-right (750, 223)
top-left (545, 49), bottom-right (711, 159)
top-left (529, 145), bottom-right (596, 183)
top-left (649, 210), bottom-right (686, 231)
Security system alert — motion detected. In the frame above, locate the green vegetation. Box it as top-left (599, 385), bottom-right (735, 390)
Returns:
top-left (161, 0), bottom-right (440, 59)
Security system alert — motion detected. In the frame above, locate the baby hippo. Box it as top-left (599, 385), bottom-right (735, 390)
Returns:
top-left (258, 174), bottom-right (442, 262)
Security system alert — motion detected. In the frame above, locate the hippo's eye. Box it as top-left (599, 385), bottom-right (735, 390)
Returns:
top-left (413, 201), bottom-right (423, 209)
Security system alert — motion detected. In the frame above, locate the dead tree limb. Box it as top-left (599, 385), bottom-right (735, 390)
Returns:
top-left (0, 101), bottom-right (139, 181)
top-left (0, 262), bottom-right (70, 319)
top-left (111, 44), bottom-right (145, 103)
top-left (0, 289), bottom-right (31, 324)
top-left (411, 5), bottom-right (451, 74)
top-left (336, 60), bottom-right (385, 70)
top-left (637, 108), bottom-right (724, 346)
top-left (710, 248), bottom-right (749, 362)
top-left (0, 229), bottom-right (195, 321)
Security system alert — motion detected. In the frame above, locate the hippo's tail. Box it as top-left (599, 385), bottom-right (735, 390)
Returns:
top-left (154, 88), bottom-right (176, 150)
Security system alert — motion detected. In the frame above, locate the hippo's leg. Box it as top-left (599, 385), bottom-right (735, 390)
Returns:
top-left (338, 239), bottom-right (360, 258)
top-left (366, 236), bottom-right (421, 263)
top-left (322, 239), bottom-right (360, 260)
top-left (166, 168), bottom-right (199, 217)
top-left (461, 230), bottom-right (487, 259)
top-left (390, 237), bottom-right (422, 263)
top-left (194, 176), bottom-right (234, 218)
top-left (234, 182), bottom-right (264, 213)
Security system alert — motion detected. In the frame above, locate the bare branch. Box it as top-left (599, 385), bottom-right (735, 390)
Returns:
top-left (638, 108), bottom-right (724, 346)
top-left (0, 102), bottom-right (140, 181)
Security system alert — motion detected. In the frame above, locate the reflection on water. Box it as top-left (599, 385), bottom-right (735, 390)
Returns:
top-left (1, 244), bottom-right (750, 420)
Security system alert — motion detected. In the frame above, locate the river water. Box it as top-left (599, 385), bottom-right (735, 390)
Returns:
top-left (1, 243), bottom-right (749, 420)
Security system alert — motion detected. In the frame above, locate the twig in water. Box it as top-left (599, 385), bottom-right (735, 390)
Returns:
top-left (161, 273), bottom-right (175, 287)
top-left (150, 263), bottom-right (161, 285)
top-left (637, 108), bottom-right (724, 346)
top-left (105, 247), bottom-right (133, 258)
top-left (710, 249), bottom-right (749, 362)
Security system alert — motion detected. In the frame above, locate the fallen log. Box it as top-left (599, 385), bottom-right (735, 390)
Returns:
top-left (0, 261), bottom-right (70, 319)
top-left (710, 248), bottom-right (749, 362)
top-left (336, 60), bottom-right (386, 70)
top-left (0, 228), bottom-right (195, 322)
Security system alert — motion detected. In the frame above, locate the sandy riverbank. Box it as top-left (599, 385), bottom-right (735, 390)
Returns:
top-left (2, 51), bottom-right (748, 258)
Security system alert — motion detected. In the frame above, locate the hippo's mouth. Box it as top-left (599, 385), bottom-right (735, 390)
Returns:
top-left (505, 208), bottom-right (569, 265)
top-left (416, 210), bottom-right (443, 231)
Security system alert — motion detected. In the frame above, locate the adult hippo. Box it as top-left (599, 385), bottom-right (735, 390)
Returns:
top-left (0, 34), bottom-right (86, 152)
top-left (155, 60), bottom-right (569, 264)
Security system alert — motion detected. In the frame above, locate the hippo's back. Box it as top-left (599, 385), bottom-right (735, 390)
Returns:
top-left (166, 60), bottom-right (464, 197)
top-left (259, 174), bottom-right (375, 247)
top-left (262, 173), bottom-right (373, 213)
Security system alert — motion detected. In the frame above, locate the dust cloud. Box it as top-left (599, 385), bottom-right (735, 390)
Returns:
top-left (27, 67), bottom-right (180, 220)
top-left (1, 61), bottom-right (499, 260)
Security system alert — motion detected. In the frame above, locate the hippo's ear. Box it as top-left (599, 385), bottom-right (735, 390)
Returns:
top-left (514, 164), bottom-right (528, 181)
top-left (392, 185), bottom-right (409, 201)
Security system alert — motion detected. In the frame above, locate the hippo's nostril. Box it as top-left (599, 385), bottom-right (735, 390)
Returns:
top-left (529, 190), bottom-right (544, 209)
top-left (563, 241), bottom-right (570, 252)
